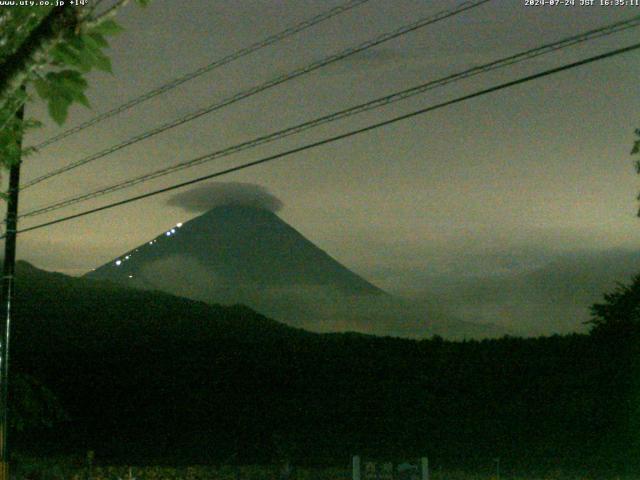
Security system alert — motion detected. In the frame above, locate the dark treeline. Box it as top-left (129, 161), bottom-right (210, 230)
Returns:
top-left (7, 262), bottom-right (640, 476)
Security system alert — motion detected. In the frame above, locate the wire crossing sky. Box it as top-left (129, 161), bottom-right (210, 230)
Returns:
top-left (28, 0), bottom-right (372, 151)
top-left (14, 41), bottom-right (640, 237)
top-left (21, 0), bottom-right (492, 190)
top-left (18, 13), bottom-right (640, 220)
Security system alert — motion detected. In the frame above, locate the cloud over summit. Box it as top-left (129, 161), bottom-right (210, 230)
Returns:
top-left (166, 182), bottom-right (283, 213)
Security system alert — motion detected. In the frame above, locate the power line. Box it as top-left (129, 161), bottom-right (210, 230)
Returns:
top-left (12, 41), bottom-right (640, 238)
top-left (20, 0), bottom-right (492, 190)
top-left (18, 14), bottom-right (640, 220)
top-left (28, 0), bottom-right (372, 151)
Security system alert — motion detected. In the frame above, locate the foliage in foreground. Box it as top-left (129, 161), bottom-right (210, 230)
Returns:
top-left (0, 1), bottom-right (150, 173)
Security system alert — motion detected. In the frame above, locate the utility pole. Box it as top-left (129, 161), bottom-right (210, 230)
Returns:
top-left (0, 101), bottom-right (25, 480)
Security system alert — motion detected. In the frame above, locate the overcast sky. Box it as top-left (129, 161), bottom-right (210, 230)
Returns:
top-left (8, 0), bottom-right (640, 334)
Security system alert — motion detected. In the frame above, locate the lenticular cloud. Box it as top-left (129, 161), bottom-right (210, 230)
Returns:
top-left (166, 182), bottom-right (283, 213)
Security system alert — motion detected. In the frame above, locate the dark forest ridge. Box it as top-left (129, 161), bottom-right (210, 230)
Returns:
top-left (8, 261), bottom-right (638, 475)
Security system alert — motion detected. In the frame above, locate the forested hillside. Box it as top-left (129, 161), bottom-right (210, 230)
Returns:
top-left (8, 262), bottom-right (639, 476)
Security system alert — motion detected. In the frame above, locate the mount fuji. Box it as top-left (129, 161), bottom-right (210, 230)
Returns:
top-left (85, 205), bottom-right (394, 330)
top-left (86, 198), bottom-right (502, 338)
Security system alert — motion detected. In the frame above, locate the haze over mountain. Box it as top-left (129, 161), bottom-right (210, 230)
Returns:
top-left (381, 248), bottom-right (640, 336)
top-left (86, 183), bottom-right (503, 338)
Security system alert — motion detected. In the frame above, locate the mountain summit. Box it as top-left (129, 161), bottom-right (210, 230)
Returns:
top-left (86, 205), bottom-right (386, 330)
top-left (86, 203), bottom-right (504, 338)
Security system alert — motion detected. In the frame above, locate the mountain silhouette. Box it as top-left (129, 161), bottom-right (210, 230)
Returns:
top-left (85, 205), bottom-right (389, 330)
top-left (85, 205), bottom-right (504, 337)
top-left (88, 205), bottom-right (384, 295)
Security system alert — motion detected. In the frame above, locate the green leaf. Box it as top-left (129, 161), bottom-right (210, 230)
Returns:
top-left (64, 36), bottom-right (106, 73)
top-left (68, 39), bottom-right (97, 72)
top-left (39, 70), bottom-right (92, 116)
top-left (135, 0), bottom-right (152, 6)
top-left (45, 75), bottom-right (75, 102)
top-left (58, 83), bottom-right (83, 103)
top-left (51, 43), bottom-right (83, 68)
top-left (75, 92), bottom-right (91, 108)
top-left (88, 32), bottom-right (109, 48)
top-left (33, 78), bottom-right (51, 100)
top-left (48, 96), bottom-right (70, 125)
top-left (70, 37), bottom-right (112, 73)
top-left (91, 19), bottom-right (124, 36)
top-left (56, 69), bottom-right (88, 89)
top-left (88, 48), bottom-right (113, 73)
top-left (81, 33), bottom-right (106, 52)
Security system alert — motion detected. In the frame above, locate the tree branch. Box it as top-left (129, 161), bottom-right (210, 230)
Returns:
top-left (0, 6), bottom-right (79, 110)
top-left (88, 0), bottom-right (130, 25)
